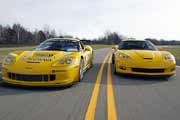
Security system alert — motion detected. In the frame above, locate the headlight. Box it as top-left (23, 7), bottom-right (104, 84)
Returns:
top-left (66, 57), bottom-right (73, 64)
top-left (3, 56), bottom-right (15, 64)
top-left (119, 54), bottom-right (130, 59)
top-left (60, 59), bottom-right (65, 64)
top-left (164, 55), bottom-right (173, 60)
top-left (52, 56), bottom-right (76, 66)
top-left (60, 57), bottom-right (74, 64)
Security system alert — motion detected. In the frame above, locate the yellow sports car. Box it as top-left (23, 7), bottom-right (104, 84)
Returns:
top-left (112, 40), bottom-right (176, 77)
top-left (2, 38), bottom-right (93, 86)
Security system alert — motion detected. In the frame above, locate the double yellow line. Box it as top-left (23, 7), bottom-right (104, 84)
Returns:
top-left (107, 54), bottom-right (117, 120)
top-left (85, 53), bottom-right (117, 120)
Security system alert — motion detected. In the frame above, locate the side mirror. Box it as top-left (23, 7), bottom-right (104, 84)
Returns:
top-left (158, 47), bottom-right (163, 51)
top-left (112, 45), bottom-right (118, 50)
top-left (84, 46), bottom-right (91, 51)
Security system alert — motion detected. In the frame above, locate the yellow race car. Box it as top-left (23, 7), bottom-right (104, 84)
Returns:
top-left (112, 40), bottom-right (176, 77)
top-left (2, 38), bottom-right (93, 86)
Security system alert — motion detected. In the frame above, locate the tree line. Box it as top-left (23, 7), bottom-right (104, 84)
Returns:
top-left (81, 31), bottom-right (125, 45)
top-left (0, 24), bottom-right (58, 44)
top-left (0, 23), bottom-right (180, 45)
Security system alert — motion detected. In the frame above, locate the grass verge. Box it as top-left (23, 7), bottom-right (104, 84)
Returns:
top-left (163, 46), bottom-right (180, 60)
top-left (163, 46), bottom-right (180, 65)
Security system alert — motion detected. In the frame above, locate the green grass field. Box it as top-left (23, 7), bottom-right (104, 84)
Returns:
top-left (163, 46), bottom-right (180, 59)
top-left (0, 46), bottom-right (36, 63)
top-left (0, 45), bottom-right (111, 63)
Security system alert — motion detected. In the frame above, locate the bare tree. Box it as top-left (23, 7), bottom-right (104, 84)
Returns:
top-left (43, 24), bottom-right (50, 38)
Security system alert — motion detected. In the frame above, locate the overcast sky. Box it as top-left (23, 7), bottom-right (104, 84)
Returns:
top-left (0, 0), bottom-right (180, 40)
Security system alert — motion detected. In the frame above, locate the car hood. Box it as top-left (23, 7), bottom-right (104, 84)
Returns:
top-left (133, 50), bottom-right (158, 59)
top-left (3, 51), bottom-right (80, 74)
top-left (14, 51), bottom-right (79, 63)
top-left (118, 50), bottom-right (171, 61)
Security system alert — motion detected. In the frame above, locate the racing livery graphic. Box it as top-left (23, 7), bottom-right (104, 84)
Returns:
top-left (2, 38), bottom-right (93, 86)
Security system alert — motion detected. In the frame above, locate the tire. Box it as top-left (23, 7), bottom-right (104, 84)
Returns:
top-left (90, 52), bottom-right (94, 68)
top-left (163, 75), bottom-right (172, 80)
top-left (114, 63), bottom-right (118, 74)
top-left (112, 54), bottom-right (115, 64)
top-left (78, 59), bottom-right (84, 82)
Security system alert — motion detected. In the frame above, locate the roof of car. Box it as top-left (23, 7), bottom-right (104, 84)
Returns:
top-left (122, 39), bottom-right (146, 42)
top-left (46, 38), bottom-right (80, 42)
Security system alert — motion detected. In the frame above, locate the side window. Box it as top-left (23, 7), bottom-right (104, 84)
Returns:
top-left (79, 41), bottom-right (84, 50)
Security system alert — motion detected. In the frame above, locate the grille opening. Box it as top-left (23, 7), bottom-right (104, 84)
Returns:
top-left (27, 61), bottom-right (40, 63)
top-left (143, 58), bottom-right (152, 60)
top-left (171, 68), bottom-right (175, 72)
top-left (50, 75), bottom-right (56, 81)
top-left (42, 75), bottom-right (48, 81)
top-left (8, 73), bottom-right (12, 79)
top-left (132, 68), bottom-right (164, 73)
top-left (8, 73), bottom-right (55, 82)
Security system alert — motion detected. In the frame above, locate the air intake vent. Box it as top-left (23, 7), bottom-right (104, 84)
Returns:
top-left (8, 73), bottom-right (56, 82)
top-left (144, 58), bottom-right (152, 60)
top-left (132, 68), bottom-right (164, 73)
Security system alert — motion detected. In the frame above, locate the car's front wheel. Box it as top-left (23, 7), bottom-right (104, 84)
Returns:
top-left (90, 52), bottom-right (94, 68)
top-left (114, 63), bottom-right (118, 74)
top-left (112, 54), bottom-right (115, 64)
top-left (78, 59), bottom-right (84, 82)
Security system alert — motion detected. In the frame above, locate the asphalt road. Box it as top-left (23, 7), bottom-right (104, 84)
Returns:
top-left (0, 48), bottom-right (180, 120)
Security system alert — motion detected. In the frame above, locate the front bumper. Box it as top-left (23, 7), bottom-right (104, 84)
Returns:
top-left (1, 66), bottom-right (79, 87)
top-left (2, 78), bottom-right (75, 87)
top-left (115, 60), bottom-right (176, 76)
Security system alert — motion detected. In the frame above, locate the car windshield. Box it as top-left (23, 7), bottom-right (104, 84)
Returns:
top-left (35, 40), bottom-right (80, 52)
top-left (118, 41), bottom-right (157, 50)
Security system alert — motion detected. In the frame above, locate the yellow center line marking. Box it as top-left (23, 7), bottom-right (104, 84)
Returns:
top-left (85, 53), bottom-right (110, 120)
top-left (107, 54), bottom-right (117, 120)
